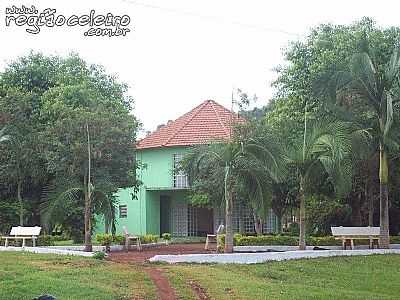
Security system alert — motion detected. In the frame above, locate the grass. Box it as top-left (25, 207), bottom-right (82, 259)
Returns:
top-left (2, 252), bottom-right (400, 299)
top-left (164, 255), bottom-right (400, 300)
top-left (0, 252), bottom-right (156, 300)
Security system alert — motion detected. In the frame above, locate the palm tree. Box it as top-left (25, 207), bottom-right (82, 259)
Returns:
top-left (321, 41), bottom-right (400, 248)
top-left (287, 111), bottom-right (353, 250)
top-left (184, 128), bottom-right (284, 253)
top-left (41, 179), bottom-right (117, 249)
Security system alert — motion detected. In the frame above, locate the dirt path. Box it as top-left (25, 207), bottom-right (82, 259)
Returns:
top-left (145, 267), bottom-right (177, 300)
top-left (108, 243), bottom-right (214, 300)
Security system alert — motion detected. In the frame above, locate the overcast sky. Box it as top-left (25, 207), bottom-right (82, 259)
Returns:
top-left (1, 0), bottom-right (399, 136)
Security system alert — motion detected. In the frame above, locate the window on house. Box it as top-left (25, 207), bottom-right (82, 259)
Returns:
top-left (119, 205), bottom-right (127, 218)
top-left (173, 153), bottom-right (189, 188)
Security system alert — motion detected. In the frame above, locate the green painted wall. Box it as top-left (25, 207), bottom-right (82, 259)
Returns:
top-left (138, 147), bottom-right (189, 189)
top-left (98, 146), bottom-right (190, 236)
top-left (145, 191), bottom-right (161, 234)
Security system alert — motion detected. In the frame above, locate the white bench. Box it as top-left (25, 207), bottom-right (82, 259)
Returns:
top-left (123, 226), bottom-right (142, 251)
top-left (1, 226), bottom-right (41, 247)
top-left (331, 226), bottom-right (380, 250)
top-left (205, 224), bottom-right (225, 251)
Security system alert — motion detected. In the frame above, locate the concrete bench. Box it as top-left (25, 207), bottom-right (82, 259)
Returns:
top-left (1, 226), bottom-right (41, 247)
top-left (123, 226), bottom-right (142, 251)
top-left (331, 226), bottom-right (380, 250)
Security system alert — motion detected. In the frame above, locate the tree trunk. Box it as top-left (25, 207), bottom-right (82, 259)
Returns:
top-left (379, 146), bottom-right (390, 248)
top-left (224, 190), bottom-right (234, 253)
top-left (84, 122), bottom-right (93, 252)
top-left (84, 187), bottom-right (92, 252)
top-left (299, 175), bottom-right (306, 250)
top-left (224, 165), bottom-right (234, 253)
top-left (253, 212), bottom-right (263, 235)
top-left (17, 180), bottom-right (23, 226)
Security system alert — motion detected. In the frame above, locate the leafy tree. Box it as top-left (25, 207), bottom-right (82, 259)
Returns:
top-left (320, 39), bottom-right (400, 248)
top-left (270, 18), bottom-right (400, 242)
top-left (38, 59), bottom-right (139, 251)
top-left (0, 53), bottom-right (140, 250)
top-left (0, 89), bottom-right (46, 226)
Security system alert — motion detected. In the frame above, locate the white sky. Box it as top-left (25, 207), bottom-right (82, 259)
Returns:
top-left (1, 0), bottom-right (399, 136)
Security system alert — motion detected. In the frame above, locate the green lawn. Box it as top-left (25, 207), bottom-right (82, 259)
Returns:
top-left (0, 252), bottom-right (156, 300)
top-left (164, 255), bottom-right (400, 300)
top-left (1, 252), bottom-right (400, 300)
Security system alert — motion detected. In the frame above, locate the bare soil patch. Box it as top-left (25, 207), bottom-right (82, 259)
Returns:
top-left (108, 243), bottom-right (213, 264)
top-left (188, 280), bottom-right (211, 300)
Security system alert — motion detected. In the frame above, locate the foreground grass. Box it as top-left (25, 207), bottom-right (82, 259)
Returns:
top-left (0, 252), bottom-right (156, 300)
top-left (164, 255), bottom-right (400, 300)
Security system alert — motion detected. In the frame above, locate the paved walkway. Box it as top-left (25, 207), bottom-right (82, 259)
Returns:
top-left (0, 246), bottom-right (94, 257)
top-left (149, 249), bottom-right (400, 264)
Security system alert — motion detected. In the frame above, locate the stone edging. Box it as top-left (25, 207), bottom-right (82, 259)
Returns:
top-left (149, 249), bottom-right (400, 264)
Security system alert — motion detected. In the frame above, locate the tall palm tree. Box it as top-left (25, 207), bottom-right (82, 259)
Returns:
top-left (184, 130), bottom-right (284, 253)
top-left (321, 42), bottom-right (400, 248)
top-left (287, 113), bottom-right (353, 250)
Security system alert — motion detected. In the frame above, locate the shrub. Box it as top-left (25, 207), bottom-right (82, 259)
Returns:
top-left (390, 236), bottom-right (400, 244)
top-left (37, 235), bottom-right (55, 246)
top-left (141, 234), bottom-right (158, 244)
top-left (96, 234), bottom-right (113, 246)
top-left (162, 233), bottom-right (171, 241)
top-left (216, 234), bottom-right (242, 252)
top-left (236, 235), bottom-right (298, 246)
top-left (93, 251), bottom-right (106, 260)
top-left (113, 235), bottom-right (125, 245)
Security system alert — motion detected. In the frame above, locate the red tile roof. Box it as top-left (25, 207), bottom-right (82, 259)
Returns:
top-left (136, 100), bottom-right (245, 149)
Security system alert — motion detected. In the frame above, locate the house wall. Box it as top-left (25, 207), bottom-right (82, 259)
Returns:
top-left (97, 146), bottom-right (190, 236)
top-left (145, 191), bottom-right (160, 235)
top-left (97, 145), bottom-right (280, 236)
top-left (138, 146), bottom-right (190, 189)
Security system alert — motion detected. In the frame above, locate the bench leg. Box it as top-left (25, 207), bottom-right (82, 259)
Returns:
top-left (136, 239), bottom-right (142, 251)
top-left (5, 238), bottom-right (8, 247)
top-left (125, 237), bottom-right (129, 252)
top-left (342, 239), bottom-right (346, 250)
top-left (33, 238), bottom-right (36, 247)
top-left (205, 237), bottom-right (209, 250)
top-left (350, 239), bottom-right (354, 250)
top-left (22, 238), bottom-right (26, 248)
top-left (372, 240), bottom-right (380, 249)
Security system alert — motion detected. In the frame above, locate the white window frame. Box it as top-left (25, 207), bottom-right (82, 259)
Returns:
top-left (173, 153), bottom-right (189, 188)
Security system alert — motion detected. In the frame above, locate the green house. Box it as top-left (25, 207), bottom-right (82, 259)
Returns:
top-left (106, 100), bottom-right (278, 237)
